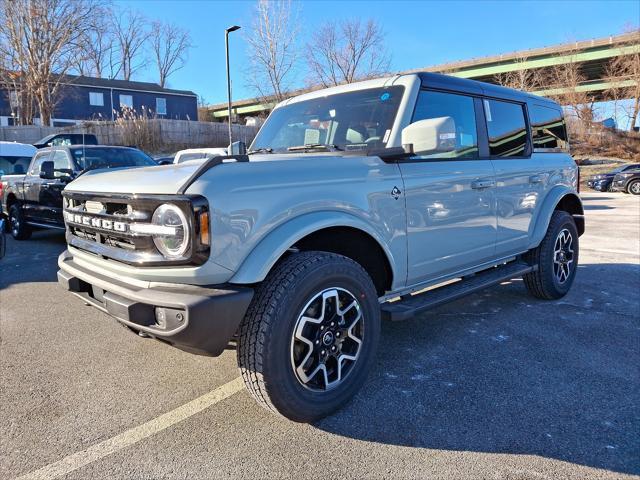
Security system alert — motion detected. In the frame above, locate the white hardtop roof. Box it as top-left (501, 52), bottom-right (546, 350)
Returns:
top-left (0, 141), bottom-right (37, 157)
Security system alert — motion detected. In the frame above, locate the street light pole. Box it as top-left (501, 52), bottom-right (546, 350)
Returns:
top-left (225, 25), bottom-right (241, 148)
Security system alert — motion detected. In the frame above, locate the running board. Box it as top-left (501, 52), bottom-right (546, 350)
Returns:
top-left (381, 262), bottom-right (536, 321)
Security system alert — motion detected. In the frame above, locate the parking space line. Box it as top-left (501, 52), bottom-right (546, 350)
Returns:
top-left (16, 377), bottom-right (245, 480)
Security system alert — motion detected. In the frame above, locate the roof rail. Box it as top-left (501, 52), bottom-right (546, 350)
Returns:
top-left (178, 154), bottom-right (249, 194)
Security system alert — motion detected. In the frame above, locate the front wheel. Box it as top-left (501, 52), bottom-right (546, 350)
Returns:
top-left (237, 251), bottom-right (381, 422)
top-left (523, 211), bottom-right (579, 300)
top-left (8, 204), bottom-right (32, 240)
top-left (627, 180), bottom-right (640, 195)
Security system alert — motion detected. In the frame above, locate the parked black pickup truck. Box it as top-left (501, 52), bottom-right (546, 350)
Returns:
top-left (1, 145), bottom-right (157, 239)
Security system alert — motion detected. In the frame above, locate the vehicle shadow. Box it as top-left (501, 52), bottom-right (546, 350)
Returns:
top-left (0, 230), bottom-right (66, 289)
top-left (315, 263), bottom-right (640, 476)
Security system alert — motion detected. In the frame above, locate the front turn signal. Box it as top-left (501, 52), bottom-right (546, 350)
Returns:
top-left (199, 211), bottom-right (210, 246)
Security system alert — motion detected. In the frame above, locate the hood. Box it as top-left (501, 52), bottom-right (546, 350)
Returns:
top-left (65, 163), bottom-right (201, 195)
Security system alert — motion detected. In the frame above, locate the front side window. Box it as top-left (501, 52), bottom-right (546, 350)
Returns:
top-left (156, 98), bottom-right (167, 115)
top-left (411, 90), bottom-right (478, 159)
top-left (89, 92), bottom-right (104, 106)
top-left (51, 150), bottom-right (72, 172)
top-left (119, 94), bottom-right (133, 109)
top-left (484, 99), bottom-right (528, 157)
top-left (530, 104), bottom-right (568, 151)
top-left (251, 86), bottom-right (404, 153)
top-left (29, 151), bottom-right (51, 175)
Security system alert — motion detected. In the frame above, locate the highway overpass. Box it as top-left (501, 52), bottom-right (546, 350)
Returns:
top-left (208, 31), bottom-right (639, 121)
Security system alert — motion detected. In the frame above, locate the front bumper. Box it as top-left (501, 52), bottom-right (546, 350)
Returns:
top-left (57, 250), bottom-right (253, 356)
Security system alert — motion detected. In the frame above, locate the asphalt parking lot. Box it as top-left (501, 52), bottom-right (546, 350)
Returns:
top-left (1, 193), bottom-right (639, 480)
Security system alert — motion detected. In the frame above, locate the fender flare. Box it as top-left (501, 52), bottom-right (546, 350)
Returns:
top-left (528, 186), bottom-right (584, 250)
top-left (229, 211), bottom-right (401, 287)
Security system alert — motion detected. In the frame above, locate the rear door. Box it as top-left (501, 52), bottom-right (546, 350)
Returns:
top-left (482, 98), bottom-right (540, 256)
top-left (399, 89), bottom-right (497, 286)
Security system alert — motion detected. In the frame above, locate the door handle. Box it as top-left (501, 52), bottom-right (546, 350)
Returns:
top-left (529, 175), bottom-right (543, 184)
top-left (471, 179), bottom-right (495, 190)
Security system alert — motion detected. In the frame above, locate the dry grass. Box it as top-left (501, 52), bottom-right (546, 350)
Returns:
top-left (113, 107), bottom-right (163, 152)
top-left (568, 122), bottom-right (640, 164)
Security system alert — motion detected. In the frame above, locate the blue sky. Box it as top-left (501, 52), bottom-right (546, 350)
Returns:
top-left (121, 0), bottom-right (639, 105)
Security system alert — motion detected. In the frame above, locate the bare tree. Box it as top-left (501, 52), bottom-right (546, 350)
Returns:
top-left (494, 56), bottom-right (543, 92)
top-left (306, 19), bottom-right (390, 87)
top-left (605, 29), bottom-right (640, 130)
top-left (74, 5), bottom-right (117, 79)
top-left (149, 21), bottom-right (192, 88)
top-left (545, 50), bottom-right (596, 126)
top-left (112, 9), bottom-right (149, 81)
top-left (0, 0), bottom-right (99, 125)
top-left (246, 0), bottom-right (300, 102)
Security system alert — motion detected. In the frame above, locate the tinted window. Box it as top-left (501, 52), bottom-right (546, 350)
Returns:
top-left (252, 86), bottom-right (404, 152)
top-left (484, 99), bottom-right (528, 157)
top-left (530, 104), bottom-right (568, 150)
top-left (412, 90), bottom-right (478, 159)
top-left (0, 156), bottom-right (32, 176)
top-left (70, 148), bottom-right (156, 171)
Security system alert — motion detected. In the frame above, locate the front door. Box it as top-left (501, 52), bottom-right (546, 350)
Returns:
top-left (23, 150), bottom-right (51, 223)
top-left (400, 90), bottom-right (497, 287)
top-left (39, 149), bottom-right (72, 225)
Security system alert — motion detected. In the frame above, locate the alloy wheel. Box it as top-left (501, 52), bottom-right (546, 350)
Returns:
top-left (553, 228), bottom-right (574, 284)
top-left (290, 288), bottom-right (364, 391)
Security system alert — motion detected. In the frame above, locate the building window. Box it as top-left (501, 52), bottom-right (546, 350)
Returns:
top-left (119, 94), bottom-right (133, 109)
top-left (89, 92), bottom-right (104, 106)
top-left (156, 98), bottom-right (167, 115)
top-left (9, 91), bottom-right (19, 108)
top-left (484, 99), bottom-right (528, 157)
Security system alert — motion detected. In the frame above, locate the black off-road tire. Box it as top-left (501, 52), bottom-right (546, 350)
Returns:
top-left (523, 211), bottom-right (579, 300)
top-left (8, 204), bottom-right (32, 240)
top-left (627, 180), bottom-right (640, 195)
top-left (237, 251), bottom-right (381, 422)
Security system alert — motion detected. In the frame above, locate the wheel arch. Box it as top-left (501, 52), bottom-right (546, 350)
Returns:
top-left (528, 187), bottom-right (584, 250)
top-left (228, 212), bottom-right (399, 295)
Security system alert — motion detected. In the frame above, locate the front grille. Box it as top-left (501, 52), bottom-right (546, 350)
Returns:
top-left (63, 191), bottom-right (208, 266)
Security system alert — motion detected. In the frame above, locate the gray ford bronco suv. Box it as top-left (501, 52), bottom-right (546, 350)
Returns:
top-left (58, 73), bottom-right (583, 422)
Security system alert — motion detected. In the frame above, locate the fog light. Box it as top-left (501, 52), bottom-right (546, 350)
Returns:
top-left (155, 307), bottom-right (186, 329)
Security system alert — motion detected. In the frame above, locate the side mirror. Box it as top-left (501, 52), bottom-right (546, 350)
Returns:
top-left (39, 160), bottom-right (55, 179)
top-left (401, 117), bottom-right (456, 155)
top-left (228, 141), bottom-right (246, 155)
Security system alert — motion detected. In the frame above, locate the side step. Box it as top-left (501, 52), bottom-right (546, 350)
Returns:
top-left (381, 261), bottom-right (535, 321)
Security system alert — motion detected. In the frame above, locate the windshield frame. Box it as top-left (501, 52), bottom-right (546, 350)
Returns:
top-left (250, 85), bottom-right (406, 154)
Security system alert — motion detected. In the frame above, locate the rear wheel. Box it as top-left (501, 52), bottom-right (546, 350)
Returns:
top-left (8, 204), bottom-right (32, 240)
top-left (627, 180), bottom-right (640, 195)
top-left (237, 251), bottom-right (381, 422)
top-left (523, 211), bottom-right (579, 300)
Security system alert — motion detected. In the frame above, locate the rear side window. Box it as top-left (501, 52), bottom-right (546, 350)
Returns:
top-left (411, 90), bottom-right (478, 159)
top-left (484, 99), bottom-right (528, 157)
top-left (530, 104), bottom-right (568, 151)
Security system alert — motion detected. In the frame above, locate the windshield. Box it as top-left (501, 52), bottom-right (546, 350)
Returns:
top-left (251, 86), bottom-right (404, 153)
top-left (70, 148), bottom-right (156, 171)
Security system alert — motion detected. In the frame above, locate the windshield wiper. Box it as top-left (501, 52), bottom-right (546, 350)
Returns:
top-left (247, 147), bottom-right (273, 154)
top-left (287, 143), bottom-right (343, 152)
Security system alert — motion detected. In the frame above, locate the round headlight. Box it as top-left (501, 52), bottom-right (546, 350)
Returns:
top-left (151, 204), bottom-right (190, 259)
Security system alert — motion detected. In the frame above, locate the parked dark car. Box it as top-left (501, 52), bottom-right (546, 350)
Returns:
top-left (611, 169), bottom-right (640, 195)
top-left (587, 163), bottom-right (640, 192)
top-left (0, 145), bottom-right (157, 239)
top-left (33, 133), bottom-right (98, 149)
